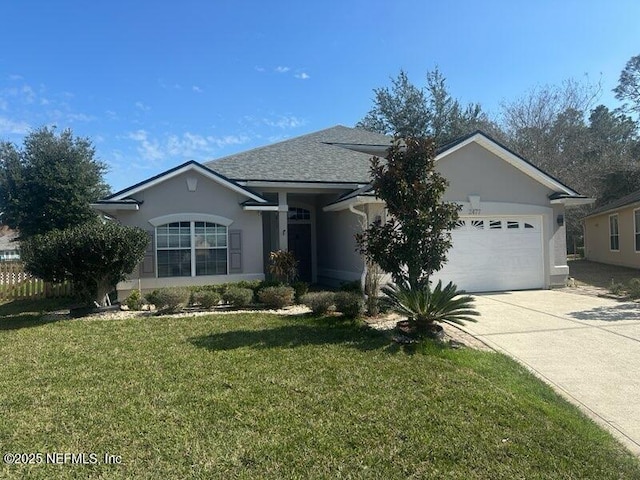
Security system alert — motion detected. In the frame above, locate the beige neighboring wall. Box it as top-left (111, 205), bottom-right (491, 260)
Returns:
top-left (109, 169), bottom-right (265, 296)
top-left (585, 204), bottom-right (640, 268)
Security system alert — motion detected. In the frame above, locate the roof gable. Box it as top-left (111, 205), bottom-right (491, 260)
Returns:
top-left (436, 131), bottom-right (579, 196)
top-left (105, 160), bottom-right (269, 203)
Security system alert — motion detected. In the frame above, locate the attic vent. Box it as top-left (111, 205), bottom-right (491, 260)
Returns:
top-left (186, 177), bottom-right (198, 192)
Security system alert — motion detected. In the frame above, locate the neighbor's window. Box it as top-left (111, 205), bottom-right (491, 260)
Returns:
top-left (609, 214), bottom-right (619, 251)
top-left (635, 210), bottom-right (640, 252)
top-left (157, 221), bottom-right (227, 277)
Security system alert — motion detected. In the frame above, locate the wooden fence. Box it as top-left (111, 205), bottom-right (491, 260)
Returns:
top-left (0, 262), bottom-right (73, 301)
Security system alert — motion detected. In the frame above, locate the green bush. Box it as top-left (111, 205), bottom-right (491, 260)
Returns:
top-left (21, 221), bottom-right (149, 306)
top-left (124, 290), bottom-right (144, 310)
top-left (146, 288), bottom-right (190, 313)
top-left (339, 280), bottom-right (362, 294)
top-left (302, 292), bottom-right (335, 315)
top-left (192, 290), bottom-right (221, 309)
top-left (258, 286), bottom-right (295, 309)
top-left (627, 278), bottom-right (640, 299)
top-left (334, 291), bottom-right (364, 318)
top-left (609, 280), bottom-right (625, 296)
top-left (223, 287), bottom-right (254, 307)
top-left (292, 281), bottom-right (309, 304)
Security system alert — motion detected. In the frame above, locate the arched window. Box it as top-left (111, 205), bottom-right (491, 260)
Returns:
top-left (156, 221), bottom-right (227, 277)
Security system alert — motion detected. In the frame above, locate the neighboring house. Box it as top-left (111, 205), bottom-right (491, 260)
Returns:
top-left (0, 225), bottom-right (20, 262)
top-left (584, 190), bottom-right (640, 268)
top-left (91, 125), bottom-right (591, 298)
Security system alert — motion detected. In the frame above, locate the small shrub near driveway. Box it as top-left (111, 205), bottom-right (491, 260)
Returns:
top-left (334, 291), bottom-right (364, 318)
top-left (192, 290), bottom-right (221, 309)
top-left (302, 292), bottom-right (335, 315)
top-left (146, 288), bottom-right (190, 313)
top-left (627, 278), bottom-right (640, 299)
top-left (258, 286), bottom-right (295, 309)
top-left (223, 287), bottom-right (254, 307)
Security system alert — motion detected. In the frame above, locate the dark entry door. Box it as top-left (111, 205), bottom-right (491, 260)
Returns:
top-left (288, 224), bottom-right (312, 282)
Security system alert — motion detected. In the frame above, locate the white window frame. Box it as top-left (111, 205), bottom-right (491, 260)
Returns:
top-left (150, 214), bottom-right (233, 278)
top-left (609, 214), bottom-right (620, 252)
top-left (635, 209), bottom-right (640, 253)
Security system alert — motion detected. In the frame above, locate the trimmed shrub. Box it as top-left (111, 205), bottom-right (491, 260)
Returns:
top-left (339, 280), bottom-right (362, 294)
top-left (292, 281), bottom-right (309, 304)
top-left (124, 289), bottom-right (144, 310)
top-left (334, 291), bottom-right (364, 318)
top-left (192, 290), bottom-right (222, 309)
top-left (146, 288), bottom-right (190, 313)
top-left (223, 287), bottom-right (254, 307)
top-left (258, 286), bottom-right (295, 309)
top-left (609, 281), bottom-right (625, 296)
top-left (302, 292), bottom-right (335, 315)
top-left (628, 278), bottom-right (640, 299)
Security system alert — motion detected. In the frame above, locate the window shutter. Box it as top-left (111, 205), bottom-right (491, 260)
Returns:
top-left (229, 229), bottom-right (242, 274)
top-left (140, 230), bottom-right (155, 278)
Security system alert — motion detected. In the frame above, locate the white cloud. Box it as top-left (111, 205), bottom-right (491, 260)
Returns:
top-left (128, 130), bottom-right (164, 162)
top-left (135, 101), bottom-right (150, 112)
top-left (295, 72), bottom-right (310, 80)
top-left (0, 117), bottom-right (30, 135)
top-left (262, 115), bottom-right (306, 129)
top-left (127, 130), bottom-right (251, 163)
top-left (254, 66), bottom-right (266, 72)
top-left (192, 85), bottom-right (203, 93)
top-left (275, 66), bottom-right (290, 73)
top-left (8, 74), bottom-right (22, 81)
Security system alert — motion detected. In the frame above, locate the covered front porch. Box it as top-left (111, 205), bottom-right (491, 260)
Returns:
top-left (254, 190), bottom-right (384, 286)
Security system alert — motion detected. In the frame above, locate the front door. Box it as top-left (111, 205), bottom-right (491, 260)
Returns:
top-left (288, 223), bottom-right (312, 282)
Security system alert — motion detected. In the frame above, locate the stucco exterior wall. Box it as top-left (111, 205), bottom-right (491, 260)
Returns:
top-left (316, 194), bottom-right (364, 286)
top-left (585, 204), bottom-right (640, 268)
top-left (110, 170), bottom-right (265, 296)
top-left (435, 142), bottom-right (569, 288)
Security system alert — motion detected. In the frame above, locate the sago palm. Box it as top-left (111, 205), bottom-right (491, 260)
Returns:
top-left (383, 279), bottom-right (479, 330)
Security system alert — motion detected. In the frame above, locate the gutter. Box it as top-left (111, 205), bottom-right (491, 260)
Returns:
top-left (348, 204), bottom-right (368, 293)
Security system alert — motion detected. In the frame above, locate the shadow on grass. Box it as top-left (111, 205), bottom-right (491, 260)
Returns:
top-left (568, 302), bottom-right (640, 322)
top-left (189, 317), bottom-right (404, 353)
top-left (0, 298), bottom-right (72, 330)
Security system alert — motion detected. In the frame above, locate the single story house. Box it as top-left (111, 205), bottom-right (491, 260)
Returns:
top-left (584, 190), bottom-right (640, 268)
top-left (91, 125), bottom-right (591, 297)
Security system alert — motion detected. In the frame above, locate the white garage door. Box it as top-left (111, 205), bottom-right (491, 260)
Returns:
top-left (431, 216), bottom-right (544, 293)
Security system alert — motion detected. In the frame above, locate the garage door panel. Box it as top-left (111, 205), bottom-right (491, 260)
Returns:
top-left (431, 216), bottom-right (544, 293)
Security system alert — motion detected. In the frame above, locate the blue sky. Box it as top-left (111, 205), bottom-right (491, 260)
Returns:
top-left (1, 0), bottom-right (639, 192)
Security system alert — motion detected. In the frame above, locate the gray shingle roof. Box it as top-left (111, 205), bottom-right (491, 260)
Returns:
top-left (206, 125), bottom-right (393, 183)
top-left (585, 189), bottom-right (640, 218)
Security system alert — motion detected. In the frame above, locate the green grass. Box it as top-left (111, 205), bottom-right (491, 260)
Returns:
top-left (1, 307), bottom-right (639, 479)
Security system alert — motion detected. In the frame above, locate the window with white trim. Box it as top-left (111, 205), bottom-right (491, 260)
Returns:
top-left (609, 214), bottom-right (619, 251)
top-left (156, 221), bottom-right (228, 277)
top-left (635, 210), bottom-right (640, 252)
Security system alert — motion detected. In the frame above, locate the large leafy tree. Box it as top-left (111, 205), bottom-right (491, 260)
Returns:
top-left (357, 68), bottom-right (497, 146)
top-left (21, 221), bottom-right (149, 306)
top-left (356, 137), bottom-right (460, 287)
top-left (0, 127), bottom-right (109, 237)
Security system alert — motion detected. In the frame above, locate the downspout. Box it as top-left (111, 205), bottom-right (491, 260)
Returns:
top-left (348, 203), bottom-right (368, 293)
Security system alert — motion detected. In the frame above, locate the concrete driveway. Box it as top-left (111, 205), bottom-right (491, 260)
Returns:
top-left (461, 290), bottom-right (640, 455)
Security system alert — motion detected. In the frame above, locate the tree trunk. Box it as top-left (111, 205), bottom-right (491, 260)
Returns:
top-left (95, 278), bottom-right (113, 307)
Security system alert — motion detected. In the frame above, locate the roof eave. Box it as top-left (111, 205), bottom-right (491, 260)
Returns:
top-left (549, 197), bottom-right (595, 207)
top-left (322, 195), bottom-right (384, 212)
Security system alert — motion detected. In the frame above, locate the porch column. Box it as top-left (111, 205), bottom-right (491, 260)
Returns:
top-left (277, 191), bottom-right (288, 251)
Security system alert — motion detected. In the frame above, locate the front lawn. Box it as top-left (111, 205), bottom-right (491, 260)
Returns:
top-left (1, 307), bottom-right (639, 479)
